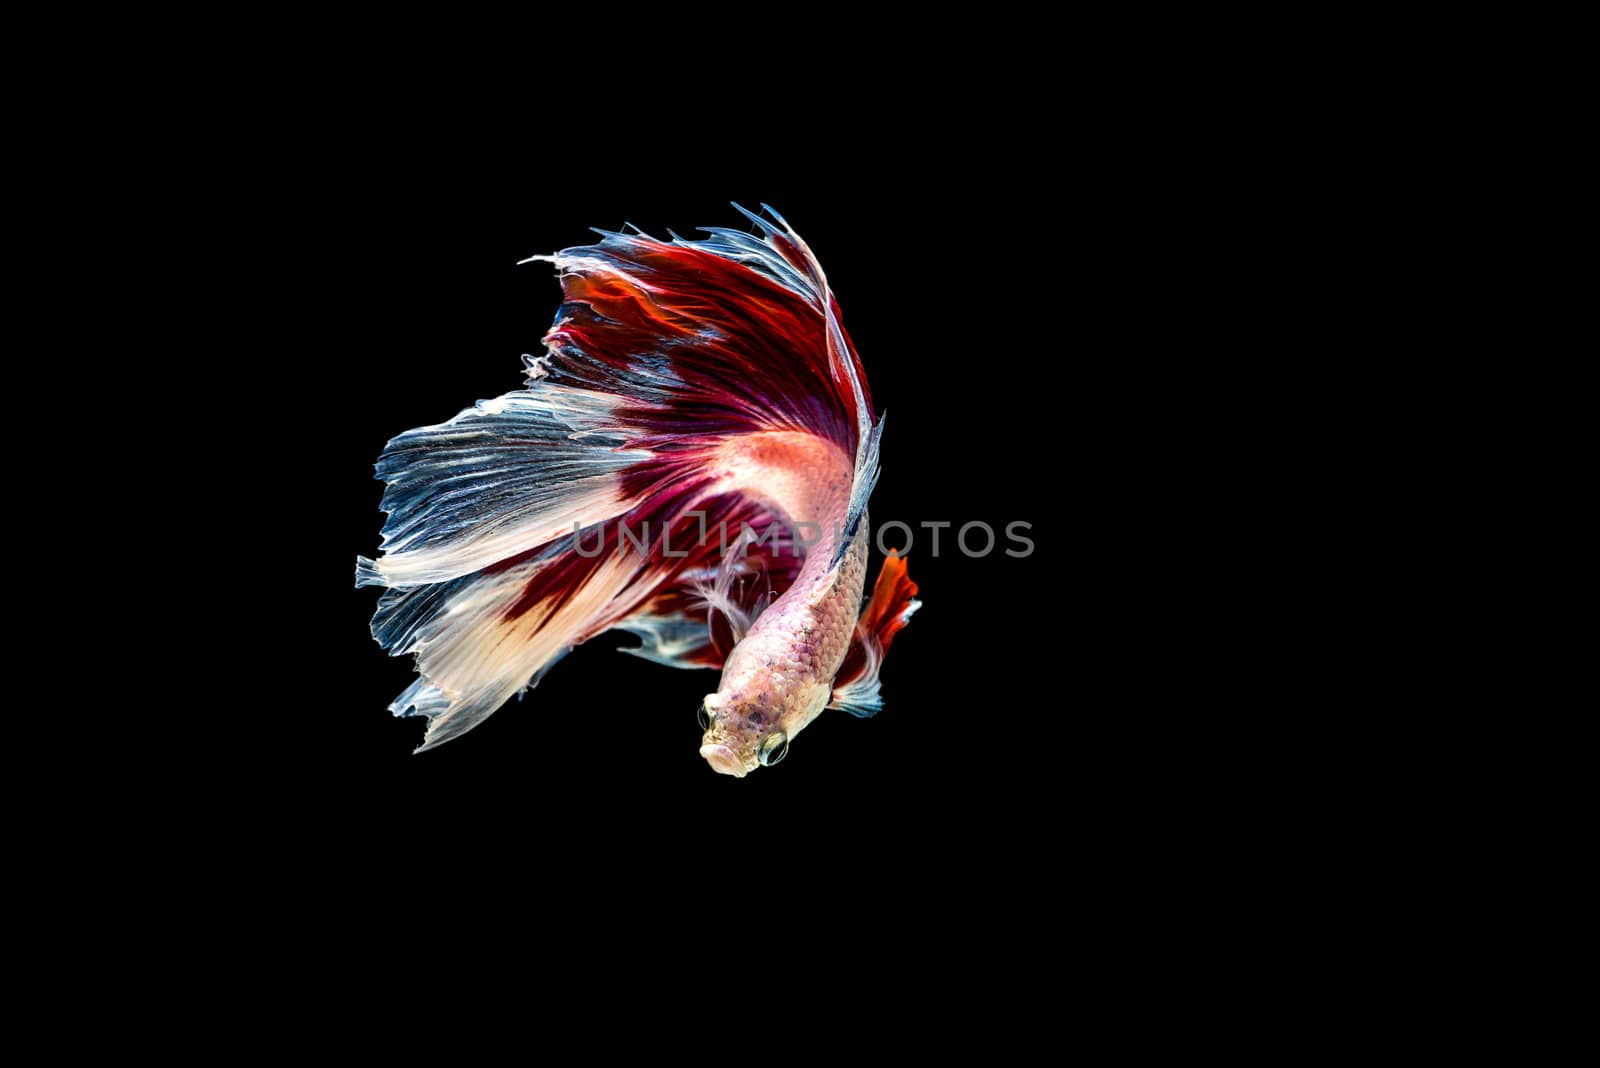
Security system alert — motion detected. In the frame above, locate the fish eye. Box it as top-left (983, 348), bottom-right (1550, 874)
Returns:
top-left (697, 703), bottom-right (714, 731)
top-left (757, 732), bottom-right (788, 767)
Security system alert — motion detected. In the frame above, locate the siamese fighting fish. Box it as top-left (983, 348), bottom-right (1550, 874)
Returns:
top-left (356, 205), bottom-right (919, 776)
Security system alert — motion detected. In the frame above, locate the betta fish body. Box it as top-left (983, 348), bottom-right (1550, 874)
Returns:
top-left (357, 205), bottom-right (919, 776)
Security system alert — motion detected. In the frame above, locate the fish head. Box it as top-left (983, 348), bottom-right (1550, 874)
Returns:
top-left (696, 681), bottom-right (827, 778)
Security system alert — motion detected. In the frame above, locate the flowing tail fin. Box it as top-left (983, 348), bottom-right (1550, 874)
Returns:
top-left (828, 554), bottom-right (922, 718)
top-left (359, 206), bottom-right (880, 750)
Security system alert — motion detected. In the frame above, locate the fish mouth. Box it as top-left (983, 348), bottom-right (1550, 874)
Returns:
top-left (699, 743), bottom-right (749, 778)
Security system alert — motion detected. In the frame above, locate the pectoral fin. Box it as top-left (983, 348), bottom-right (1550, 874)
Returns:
top-left (828, 554), bottom-right (921, 718)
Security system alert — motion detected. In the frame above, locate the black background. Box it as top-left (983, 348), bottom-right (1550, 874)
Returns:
top-left (64, 37), bottom-right (1352, 1011)
top-left (265, 136), bottom-right (1228, 869)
